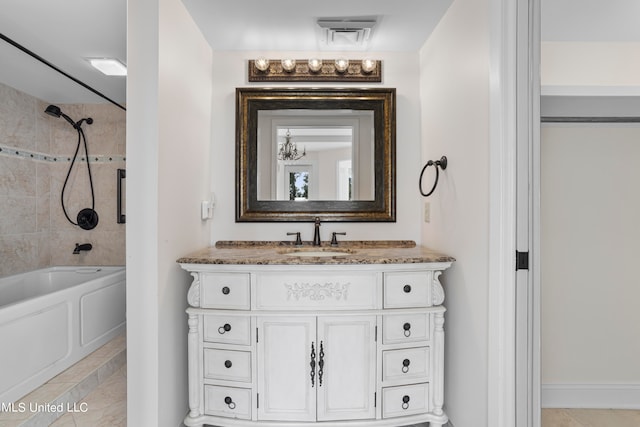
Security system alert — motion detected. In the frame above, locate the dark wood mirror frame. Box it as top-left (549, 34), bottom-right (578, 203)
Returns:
top-left (236, 87), bottom-right (396, 222)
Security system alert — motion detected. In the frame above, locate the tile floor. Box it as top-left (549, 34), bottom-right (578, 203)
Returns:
top-left (0, 333), bottom-right (125, 427)
top-left (542, 409), bottom-right (640, 427)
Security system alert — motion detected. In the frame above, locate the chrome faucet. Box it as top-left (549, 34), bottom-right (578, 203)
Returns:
top-left (73, 243), bottom-right (92, 254)
top-left (313, 217), bottom-right (321, 246)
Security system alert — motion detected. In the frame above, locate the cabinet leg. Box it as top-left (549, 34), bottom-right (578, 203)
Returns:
top-left (187, 314), bottom-right (201, 418)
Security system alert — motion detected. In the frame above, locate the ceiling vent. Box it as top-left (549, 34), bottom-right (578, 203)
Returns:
top-left (317, 18), bottom-right (377, 48)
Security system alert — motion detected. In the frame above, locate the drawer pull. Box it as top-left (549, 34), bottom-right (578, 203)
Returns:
top-left (224, 360), bottom-right (232, 368)
top-left (402, 358), bottom-right (411, 373)
top-left (221, 286), bottom-right (230, 295)
top-left (218, 323), bottom-right (232, 334)
top-left (224, 396), bottom-right (236, 410)
top-left (403, 284), bottom-right (412, 293)
top-left (402, 395), bottom-right (410, 410)
top-left (403, 322), bottom-right (412, 337)
top-left (310, 342), bottom-right (316, 387)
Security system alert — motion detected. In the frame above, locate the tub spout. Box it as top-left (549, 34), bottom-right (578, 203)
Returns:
top-left (73, 243), bottom-right (92, 254)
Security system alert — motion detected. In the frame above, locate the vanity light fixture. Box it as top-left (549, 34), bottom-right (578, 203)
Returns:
top-left (248, 58), bottom-right (381, 82)
top-left (86, 58), bottom-right (127, 76)
top-left (278, 129), bottom-right (306, 161)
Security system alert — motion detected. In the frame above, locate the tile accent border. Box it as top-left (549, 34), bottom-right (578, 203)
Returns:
top-left (0, 144), bottom-right (126, 163)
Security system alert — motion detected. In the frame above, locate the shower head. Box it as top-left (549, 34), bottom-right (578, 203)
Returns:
top-left (44, 104), bottom-right (62, 117)
top-left (43, 104), bottom-right (93, 129)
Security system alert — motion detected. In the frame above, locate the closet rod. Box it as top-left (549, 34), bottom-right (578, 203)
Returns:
top-left (541, 116), bottom-right (640, 123)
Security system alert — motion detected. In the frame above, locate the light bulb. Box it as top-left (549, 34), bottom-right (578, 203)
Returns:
top-left (335, 58), bottom-right (349, 73)
top-left (255, 58), bottom-right (270, 72)
top-left (361, 59), bottom-right (376, 73)
top-left (308, 58), bottom-right (323, 72)
top-left (281, 59), bottom-right (296, 72)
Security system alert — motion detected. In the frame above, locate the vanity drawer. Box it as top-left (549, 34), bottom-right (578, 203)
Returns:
top-left (382, 383), bottom-right (430, 418)
top-left (382, 347), bottom-right (430, 383)
top-left (255, 271), bottom-right (378, 310)
top-left (383, 271), bottom-right (431, 308)
top-left (382, 313), bottom-right (430, 344)
top-left (201, 273), bottom-right (250, 310)
top-left (204, 349), bottom-right (252, 383)
top-left (203, 315), bottom-right (251, 346)
top-left (204, 385), bottom-right (252, 419)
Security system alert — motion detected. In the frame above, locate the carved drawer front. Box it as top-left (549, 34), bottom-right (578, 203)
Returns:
top-left (382, 313), bottom-right (430, 344)
top-left (204, 349), bottom-right (252, 383)
top-left (204, 385), bottom-right (252, 420)
top-left (381, 383), bottom-right (430, 419)
top-left (203, 315), bottom-right (251, 346)
top-left (382, 347), bottom-right (430, 383)
top-left (255, 271), bottom-right (378, 310)
top-left (201, 273), bottom-right (250, 310)
top-left (383, 271), bottom-right (431, 308)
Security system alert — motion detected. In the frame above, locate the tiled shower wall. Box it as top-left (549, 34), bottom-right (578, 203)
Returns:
top-left (0, 83), bottom-right (126, 277)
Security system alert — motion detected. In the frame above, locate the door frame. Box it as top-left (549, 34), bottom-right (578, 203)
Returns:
top-left (488, 0), bottom-right (540, 426)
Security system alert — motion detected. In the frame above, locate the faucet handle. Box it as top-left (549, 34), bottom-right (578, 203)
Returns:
top-left (287, 232), bottom-right (303, 246)
top-left (330, 232), bottom-right (347, 247)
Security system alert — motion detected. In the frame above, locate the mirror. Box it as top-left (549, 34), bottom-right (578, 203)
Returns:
top-left (236, 87), bottom-right (396, 222)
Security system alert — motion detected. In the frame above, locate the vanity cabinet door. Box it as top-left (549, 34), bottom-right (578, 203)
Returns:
top-left (316, 316), bottom-right (377, 421)
top-left (257, 317), bottom-right (316, 422)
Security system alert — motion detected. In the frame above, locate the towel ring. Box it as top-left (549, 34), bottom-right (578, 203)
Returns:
top-left (419, 156), bottom-right (448, 197)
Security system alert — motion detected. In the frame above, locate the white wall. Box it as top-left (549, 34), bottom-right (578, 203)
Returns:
top-left (541, 42), bottom-right (640, 96)
top-left (540, 125), bottom-right (640, 407)
top-left (419, 0), bottom-right (491, 425)
top-left (209, 51), bottom-right (423, 243)
top-left (127, 0), bottom-right (212, 425)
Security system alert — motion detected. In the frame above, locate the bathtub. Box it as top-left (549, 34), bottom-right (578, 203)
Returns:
top-left (0, 266), bottom-right (126, 405)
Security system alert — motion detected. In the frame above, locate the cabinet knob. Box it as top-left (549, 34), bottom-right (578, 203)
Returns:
top-left (218, 323), bottom-right (232, 334)
top-left (402, 395), bottom-right (410, 410)
top-left (402, 358), bottom-right (410, 373)
top-left (403, 284), bottom-right (412, 293)
top-left (403, 322), bottom-right (412, 337)
top-left (224, 396), bottom-right (236, 409)
top-left (224, 360), bottom-right (232, 368)
top-left (221, 286), bottom-right (230, 295)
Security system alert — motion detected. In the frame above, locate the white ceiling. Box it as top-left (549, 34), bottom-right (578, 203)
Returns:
top-left (1, 0), bottom-right (638, 106)
top-left (0, 0), bottom-right (126, 106)
top-left (181, 0), bottom-right (453, 52)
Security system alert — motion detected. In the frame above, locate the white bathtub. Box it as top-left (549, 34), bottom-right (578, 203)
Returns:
top-left (0, 266), bottom-right (126, 404)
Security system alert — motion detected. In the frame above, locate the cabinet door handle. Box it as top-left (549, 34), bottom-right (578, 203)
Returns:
top-left (403, 284), bottom-right (412, 293)
top-left (218, 323), bottom-right (232, 334)
top-left (402, 358), bottom-right (410, 373)
top-left (403, 322), bottom-right (411, 337)
top-left (224, 396), bottom-right (236, 410)
top-left (310, 342), bottom-right (316, 387)
top-left (318, 341), bottom-right (325, 387)
top-left (224, 360), bottom-right (232, 368)
top-left (402, 395), bottom-right (410, 410)
top-left (221, 286), bottom-right (230, 295)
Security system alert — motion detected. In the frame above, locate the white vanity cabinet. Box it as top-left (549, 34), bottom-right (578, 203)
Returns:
top-left (180, 259), bottom-right (452, 427)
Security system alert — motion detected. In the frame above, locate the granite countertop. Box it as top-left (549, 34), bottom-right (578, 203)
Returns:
top-left (176, 241), bottom-right (455, 265)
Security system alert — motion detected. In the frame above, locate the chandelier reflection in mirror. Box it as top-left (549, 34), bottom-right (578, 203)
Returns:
top-left (278, 129), bottom-right (306, 161)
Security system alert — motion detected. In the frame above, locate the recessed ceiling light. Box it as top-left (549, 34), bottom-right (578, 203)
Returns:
top-left (87, 58), bottom-right (127, 76)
